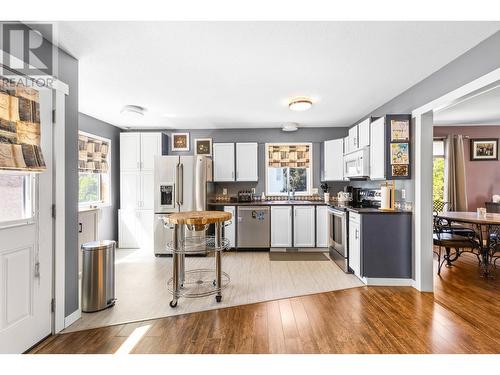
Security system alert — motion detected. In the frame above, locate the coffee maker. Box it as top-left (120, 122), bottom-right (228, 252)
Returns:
top-left (344, 186), bottom-right (362, 207)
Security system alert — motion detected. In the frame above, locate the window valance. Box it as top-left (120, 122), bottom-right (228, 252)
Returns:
top-left (78, 133), bottom-right (109, 173)
top-left (268, 144), bottom-right (310, 168)
top-left (0, 79), bottom-right (46, 172)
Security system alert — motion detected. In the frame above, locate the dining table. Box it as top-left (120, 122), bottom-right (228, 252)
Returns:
top-left (435, 211), bottom-right (500, 278)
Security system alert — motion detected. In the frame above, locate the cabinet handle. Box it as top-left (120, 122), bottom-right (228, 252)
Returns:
top-left (78, 223), bottom-right (83, 233)
top-left (231, 171), bottom-right (234, 180)
top-left (355, 229), bottom-right (359, 239)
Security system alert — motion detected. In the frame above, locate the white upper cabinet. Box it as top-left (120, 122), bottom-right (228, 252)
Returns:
top-left (140, 133), bottom-right (162, 171)
top-left (120, 132), bottom-right (161, 172)
top-left (120, 133), bottom-right (141, 171)
top-left (236, 142), bottom-right (258, 181)
top-left (348, 126), bottom-right (358, 153)
top-left (316, 206), bottom-right (329, 248)
top-left (323, 138), bottom-right (344, 181)
top-left (271, 206), bottom-right (292, 248)
top-left (370, 117), bottom-right (386, 180)
top-left (358, 118), bottom-right (370, 149)
top-left (343, 136), bottom-right (349, 155)
top-left (213, 143), bottom-right (235, 181)
top-left (293, 206), bottom-right (315, 247)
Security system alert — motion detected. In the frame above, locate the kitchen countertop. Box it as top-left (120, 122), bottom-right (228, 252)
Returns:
top-left (208, 200), bottom-right (328, 206)
top-left (330, 205), bottom-right (412, 214)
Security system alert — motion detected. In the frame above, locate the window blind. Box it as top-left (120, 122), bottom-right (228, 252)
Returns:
top-left (78, 133), bottom-right (109, 173)
top-left (267, 144), bottom-right (310, 168)
top-left (0, 79), bottom-right (46, 171)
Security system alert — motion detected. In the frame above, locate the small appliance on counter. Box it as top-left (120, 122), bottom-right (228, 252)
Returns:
top-left (238, 190), bottom-right (254, 202)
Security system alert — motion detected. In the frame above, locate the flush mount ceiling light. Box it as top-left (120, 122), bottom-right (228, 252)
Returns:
top-left (288, 97), bottom-right (313, 112)
top-left (282, 123), bottom-right (299, 132)
top-left (120, 105), bottom-right (146, 118)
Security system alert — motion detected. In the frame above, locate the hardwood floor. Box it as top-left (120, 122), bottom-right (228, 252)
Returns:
top-left (31, 253), bottom-right (500, 354)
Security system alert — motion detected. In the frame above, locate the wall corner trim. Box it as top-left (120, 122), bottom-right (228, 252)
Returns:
top-left (64, 309), bottom-right (81, 328)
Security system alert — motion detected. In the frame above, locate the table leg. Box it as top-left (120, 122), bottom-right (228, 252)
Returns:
top-left (170, 224), bottom-right (179, 308)
top-left (179, 225), bottom-right (185, 287)
top-left (215, 222), bottom-right (222, 302)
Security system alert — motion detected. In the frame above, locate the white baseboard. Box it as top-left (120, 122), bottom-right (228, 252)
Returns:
top-left (64, 309), bottom-right (82, 328)
top-left (363, 277), bottom-right (415, 287)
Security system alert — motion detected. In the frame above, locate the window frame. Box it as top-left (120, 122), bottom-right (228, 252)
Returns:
top-left (78, 131), bottom-right (112, 209)
top-left (0, 172), bottom-right (36, 228)
top-left (265, 142), bottom-right (313, 196)
top-left (432, 138), bottom-right (446, 204)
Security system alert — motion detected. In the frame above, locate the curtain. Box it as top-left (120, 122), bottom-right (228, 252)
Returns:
top-left (444, 134), bottom-right (468, 211)
top-left (268, 144), bottom-right (310, 168)
top-left (78, 133), bottom-right (109, 173)
top-left (0, 79), bottom-right (46, 171)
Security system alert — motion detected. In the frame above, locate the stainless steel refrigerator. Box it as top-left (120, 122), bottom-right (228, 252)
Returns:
top-left (153, 155), bottom-right (213, 255)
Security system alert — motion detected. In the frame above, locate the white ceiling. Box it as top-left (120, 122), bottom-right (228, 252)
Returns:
top-left (54, 21), bottom-right (500, 129)
top-left (434, 85), bottom-right (500, 126)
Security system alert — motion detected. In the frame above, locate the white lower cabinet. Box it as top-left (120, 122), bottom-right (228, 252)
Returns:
top-left (348, 212), bottom-right (362, 279)
top-left (224, 206), bottom-right (236, 248)
top-left (118, 209), bottom-right (153, 249)
top-left (315, 206), bottom-right (328, 248)
top-left (293, 205), bottom-right (315, 248)
top-left (271, 206), bottom-right (292, 248)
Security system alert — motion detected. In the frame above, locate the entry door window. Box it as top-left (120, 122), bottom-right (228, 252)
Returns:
top-left (0, 174), bottom-right (34, 224)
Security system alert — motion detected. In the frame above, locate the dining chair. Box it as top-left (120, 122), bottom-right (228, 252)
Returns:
top-left (433, 216), bottom-right (480, 275)
top-left (433, 200), bottom-right (476, 237)
top-left (489, 225), bottom-right (500, 271)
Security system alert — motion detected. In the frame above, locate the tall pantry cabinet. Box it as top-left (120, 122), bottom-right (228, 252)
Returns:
top-left (119, 133), bottom-right (161, 249)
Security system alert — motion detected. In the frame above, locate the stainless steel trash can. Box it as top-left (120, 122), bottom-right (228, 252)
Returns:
top-left (81, 240), bottom-right (116, 312)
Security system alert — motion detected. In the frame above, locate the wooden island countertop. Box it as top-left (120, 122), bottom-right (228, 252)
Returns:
top-left (166, 210), bottom-right (232, 225)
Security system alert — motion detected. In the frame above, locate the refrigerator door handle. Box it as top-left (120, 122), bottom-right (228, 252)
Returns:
top-left (175, 163), bottom-right (180, 206)
top-left (179, 163), bottom-right (184, 205)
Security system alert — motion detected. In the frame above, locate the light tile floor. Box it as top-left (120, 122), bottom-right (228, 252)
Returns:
top-left (64, 249), bottom-right (363, 333)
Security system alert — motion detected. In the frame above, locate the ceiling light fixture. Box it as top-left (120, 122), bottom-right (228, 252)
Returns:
top-left (120, 105), bottom-right (146, 118)
top-left (282, 123), bottom-right (299, 132)
top-left (289, 97), bottom-right (313, 112)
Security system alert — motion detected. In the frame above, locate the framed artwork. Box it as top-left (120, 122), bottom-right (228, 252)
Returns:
top-left (390, 120), bottom-right (410, 141)
top-left (390, 143), bottom-right (409, 165)
top-left (470, 138), bottom-right (498, 161)
top-left (195, 138), bottom-right (212, 156)
top-left (171, 132), bottom-right (190, 152)
top-left (391, 164), bottom-right (409, 177)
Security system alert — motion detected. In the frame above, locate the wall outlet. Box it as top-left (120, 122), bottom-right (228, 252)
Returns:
top-left (401, 189), bottom-right (406, 199)
top-left (222, 188), bottom-right (228, 195)
top-left (312, 188), bottom-right (319, 195)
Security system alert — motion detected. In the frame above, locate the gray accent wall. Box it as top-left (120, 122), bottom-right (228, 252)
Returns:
top-left (79, 113), bottom-right (121, 241)
top-left (128, 127), bottom-right (350, 196)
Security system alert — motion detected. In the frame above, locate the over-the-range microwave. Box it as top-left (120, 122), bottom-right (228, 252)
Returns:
top-left (344, 147), bottom-right (370, 179)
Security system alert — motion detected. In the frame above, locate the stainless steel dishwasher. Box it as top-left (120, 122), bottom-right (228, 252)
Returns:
top-left (237, 206), bottom-right (270, 248)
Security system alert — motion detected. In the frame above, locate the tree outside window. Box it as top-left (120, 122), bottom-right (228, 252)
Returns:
top-left (433, 139), bottom-right (445, 203)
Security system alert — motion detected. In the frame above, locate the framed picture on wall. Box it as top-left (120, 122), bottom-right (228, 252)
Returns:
top-left (195, 138), bottom-right (212, 156)
top-left (171, 132), bottom-right (190, 152)
top-left (470, 138), bottom-right (498, 161)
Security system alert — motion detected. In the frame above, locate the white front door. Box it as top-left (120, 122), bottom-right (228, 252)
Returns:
top-left (0, 88), bottom-right (53, 353)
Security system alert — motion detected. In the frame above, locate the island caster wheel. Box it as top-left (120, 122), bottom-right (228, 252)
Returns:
top-left (216, 295), bottom-right (222, 303)
top-left (169, 300), bottom-right (178, 308)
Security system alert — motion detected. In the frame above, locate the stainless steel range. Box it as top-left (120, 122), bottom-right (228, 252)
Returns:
top-left (327, 206), bottom-right (349, 272)
top-left (328, 189), bottom-right (382, 272)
